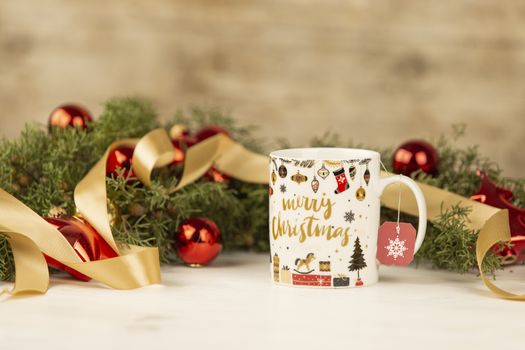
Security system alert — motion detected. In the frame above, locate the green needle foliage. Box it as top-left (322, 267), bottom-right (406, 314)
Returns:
top-left (0, 98), bottom-right (522, 282)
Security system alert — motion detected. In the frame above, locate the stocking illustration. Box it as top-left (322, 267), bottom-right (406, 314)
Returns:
top-left (333, 168), bottom-right (349, 194)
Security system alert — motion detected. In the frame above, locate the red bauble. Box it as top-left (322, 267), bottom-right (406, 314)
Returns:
top-left (106, 146), bottom-right (135, 178)
top-left (48, 104), bottom-right (93, 131)
top-left (195, 125), bottom-right (231, 142)
top-left (392, 140), bottom-right (439, 176)
top-left (175, 217), bottom-right (222, 266)
top-left (44, 216), bottom-right (118, 281)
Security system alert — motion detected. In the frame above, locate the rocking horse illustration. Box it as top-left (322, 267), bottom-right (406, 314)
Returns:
top-left (293, 253), bottom-right (316, 274)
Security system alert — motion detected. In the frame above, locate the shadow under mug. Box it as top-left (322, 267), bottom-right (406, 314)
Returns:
top-left (269, 147), bottom-right (426, 288)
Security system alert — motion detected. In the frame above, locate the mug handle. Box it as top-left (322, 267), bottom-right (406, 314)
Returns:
top-left (377, 175), bottom-right (427, 253)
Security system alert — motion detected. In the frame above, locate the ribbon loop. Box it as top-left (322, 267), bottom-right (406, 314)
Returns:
top-left (133, 129), bottom-right (175, 187)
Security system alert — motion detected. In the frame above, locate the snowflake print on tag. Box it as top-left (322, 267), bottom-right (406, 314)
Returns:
top-left (376, 222), bottom-right (416, 266)
top-left (385, 236), bottom-right (408, 259)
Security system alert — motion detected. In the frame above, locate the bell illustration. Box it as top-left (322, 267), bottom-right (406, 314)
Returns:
top-left (317, 164), bottom-right (330, 179)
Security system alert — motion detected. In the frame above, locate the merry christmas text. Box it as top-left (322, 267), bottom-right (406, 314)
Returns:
top-left (271, 195), bottom-right (350, 247)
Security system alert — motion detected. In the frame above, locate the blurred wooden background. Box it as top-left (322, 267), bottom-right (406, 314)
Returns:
top-left (1, 0), bottom-right (524, 176)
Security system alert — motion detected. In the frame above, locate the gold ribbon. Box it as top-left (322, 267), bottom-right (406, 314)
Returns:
top-left (380, 173), bottom-right (524, 300)
top-left (1, 128), bottom-right (266, 296)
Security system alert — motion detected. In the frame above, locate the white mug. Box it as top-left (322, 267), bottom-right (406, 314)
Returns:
top-left (269, 148), bottom-right (427, 288)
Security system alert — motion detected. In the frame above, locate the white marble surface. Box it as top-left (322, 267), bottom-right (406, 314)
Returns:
top-left (1, 252), bottom-right (524, 350)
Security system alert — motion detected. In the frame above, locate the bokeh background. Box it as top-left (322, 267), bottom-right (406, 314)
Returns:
top-left (1, 0), bottom-right (524, 176)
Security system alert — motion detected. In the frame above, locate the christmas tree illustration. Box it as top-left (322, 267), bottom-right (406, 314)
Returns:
top-left (349, 236), bottom-right (367, 286)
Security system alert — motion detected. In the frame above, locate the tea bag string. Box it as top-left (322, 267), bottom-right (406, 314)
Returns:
top-left (380, 160), bottom-right (402, 235)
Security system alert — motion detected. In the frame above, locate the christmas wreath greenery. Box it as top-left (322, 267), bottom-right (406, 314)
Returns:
top-left (0, 97), bottom-right (523, 282)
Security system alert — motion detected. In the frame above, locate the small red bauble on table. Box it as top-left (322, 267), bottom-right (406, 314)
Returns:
top-left (174, 217), bottom-right (222, 267)
top-left (106, 146), bottom-right (135, 179)
top-left (392, 140), bottom-right (439, 176)
top-left (44, 214), bottom-right (118, 281)
top-left (48, 103), bottom-right (93, 131)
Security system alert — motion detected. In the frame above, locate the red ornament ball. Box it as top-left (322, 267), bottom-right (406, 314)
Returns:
top-left (392, 140), bottom-right (439, 176)
top-left (44, 216), bottom-right (118, 281)
top-left (175, 217), bottom-right (222, 266)
top-left (195, 125), bottom-right (231, 142)
top-left (48, 104), bottom-right (93, 131)
top-left (107, 146), bottom-right (135, 179)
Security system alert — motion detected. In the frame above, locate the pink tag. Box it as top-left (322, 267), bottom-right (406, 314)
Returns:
top-left (376, 222), bottom-right (416, 266)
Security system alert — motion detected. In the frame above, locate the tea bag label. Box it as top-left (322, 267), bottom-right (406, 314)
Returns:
top-left (377, 222), bottom-right (416, 266)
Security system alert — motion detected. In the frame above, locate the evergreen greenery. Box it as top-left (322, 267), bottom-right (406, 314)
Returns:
top-left (0, 97), bottom-right (522, 282)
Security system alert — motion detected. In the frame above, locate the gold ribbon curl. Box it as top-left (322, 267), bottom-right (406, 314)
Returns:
top-left (1, 128), bottom-right (266, 296)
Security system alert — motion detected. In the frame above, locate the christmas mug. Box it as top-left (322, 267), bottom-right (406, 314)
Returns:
top-left (269, 148), bottom-right (427, 288)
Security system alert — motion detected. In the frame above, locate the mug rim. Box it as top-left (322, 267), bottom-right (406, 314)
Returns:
top-left (269, 147), bottom-right (380, 160)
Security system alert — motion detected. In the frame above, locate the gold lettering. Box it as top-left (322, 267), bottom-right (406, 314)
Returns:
top-left (281, 195), bottom-right (334, 219)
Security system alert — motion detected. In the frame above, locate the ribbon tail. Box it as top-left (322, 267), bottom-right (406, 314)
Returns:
top-left (1, 232), bottom-right (49, 295)
top-left (64, 245), bottom-right (161, 290)
top-left (477, 210), bottom-right (525, 300)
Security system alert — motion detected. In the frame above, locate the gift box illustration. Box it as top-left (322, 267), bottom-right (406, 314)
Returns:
top-left (333, 274), bottom-right (350, 287)
top-left (280, 266), bottom-right (292, 284)
top-left (292, 273), bottom-right (331, 287)
top-left (273, 254), bottom-right (280, 282)
top-left (319, 261), bottom-right (331, 272)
